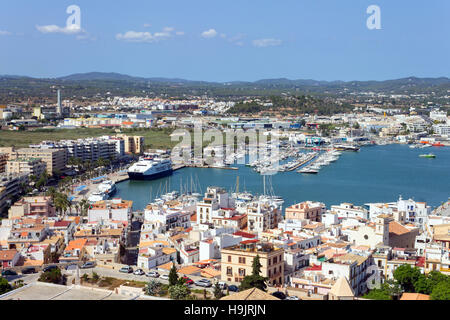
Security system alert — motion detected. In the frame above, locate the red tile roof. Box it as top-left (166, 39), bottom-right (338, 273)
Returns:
top-left (233, 231), bottom-right (257, 239)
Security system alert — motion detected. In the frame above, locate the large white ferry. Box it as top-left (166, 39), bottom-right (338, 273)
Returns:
top-left (127, 156), bottom-right (173, 180)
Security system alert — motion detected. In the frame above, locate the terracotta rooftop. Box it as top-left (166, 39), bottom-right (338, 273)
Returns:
top-left (0, 249), bottom-right (18, 261)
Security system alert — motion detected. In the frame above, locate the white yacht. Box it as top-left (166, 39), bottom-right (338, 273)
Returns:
top-left (98, 180), bottom-right (116, 196)
top-left (128, 157), bottom-right (173, 180)
top-left (88, 191), bottom-right (108, 203)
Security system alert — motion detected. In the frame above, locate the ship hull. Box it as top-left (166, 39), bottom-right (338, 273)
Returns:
top-left (128, 169), bottom-right (173, 180)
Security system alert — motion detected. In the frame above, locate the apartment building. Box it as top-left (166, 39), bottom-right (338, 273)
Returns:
top-left (330, 203), bottom-right (369, 220)
top-left (285, 201), bottom-right (326, 222)
top-left (6, 158), bottom-right (46, 177)
top-left (88, 199), bottom-right (133, 223)
top-left (8, 196), bottom-right (56, 219)
top-left (144, 204), bottom-right (191, 231)
top-left (0, 173), bottom-right (28, 214)
top-left (116, 134), bottom-right (145, 154)
top-left (32, 137), bottom-right (121, 162)
top-left (196, 187), bottom-right (235, 225)
top-left (246, 203), bottom-right (281, 233)
top-left (9, 148), bottom-right (66, 175)
top-left (0, 153), bottom-right (7, 173)
top-left (221, 241), bottom-right (285, 286)
top-left (321, 253), bottom-right (371, 296)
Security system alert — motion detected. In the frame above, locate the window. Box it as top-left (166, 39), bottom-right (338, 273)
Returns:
top-left (273, 256), bottom-right (277, 264)
top-left (238, 257), bottom-right (246, 264)
top-left (226, 267), bottom-right (232, 276)
top-left (238, 268), bottom-right (246, 276)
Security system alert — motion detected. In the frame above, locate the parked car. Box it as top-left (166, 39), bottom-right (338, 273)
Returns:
top-left (1, 269), bottom-right (18, 277)
top-left (228, 285), bottom-right (239, 292)
top-left (285, 295), bottom-right (299, 300)
top-left (271, 291), bottom-right (287, 300)
top-left (217, 281), bottom-right (228, 289)
top-left (80, 261), bottom-right (96, 269)
top-left (194, 279), bottom-right (212, 287)
top-left (134, 268), bottom-right (145, 276)
top-left (119, 266), bottom-right (133, 273)
top-left (182, 276), bottom-right (194, 285)
top-left (146, 271), bottom-right (160, 278)
top-left (160, 274), bottom-right (170, 280)
top-left (42, 265), bottom-right (58, 273)
top-left (65, 264), bottom-right (78, 271)
top-left (21, 267), bottom-right (37, 274)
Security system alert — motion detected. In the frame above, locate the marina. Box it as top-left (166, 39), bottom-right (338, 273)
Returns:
top-left (114, 144), bottom-right (450, 211)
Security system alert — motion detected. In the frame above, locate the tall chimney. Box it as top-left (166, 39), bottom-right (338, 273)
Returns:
top-left (57, 89), bottom-right (62, 115)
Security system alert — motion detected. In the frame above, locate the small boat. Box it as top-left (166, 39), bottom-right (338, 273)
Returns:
top-left (432, 142), bottom-right (445, 147)
top-left (419, 153), bottom-right (436, 158)
top-left (298, 167), bottom-right (319, 174)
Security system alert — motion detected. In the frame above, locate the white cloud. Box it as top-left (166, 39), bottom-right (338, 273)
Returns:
top-left (228, 33), bottom-right (246, 46)
top-left (143, 23), bottom-right (152, 28)
top-left (116, 27), bottom-right (184, 43)
top-left (0, 30), bottom-right (12, 36)
top-left (252, 38), bottom-right (282, 47)
top-left (201, 28), bottom-right (217, 38)
top-left (36, 24), bottom-right (83, 35)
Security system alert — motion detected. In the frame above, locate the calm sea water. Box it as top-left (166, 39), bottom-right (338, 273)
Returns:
top-left (115, 144), bottom-right (450, 211)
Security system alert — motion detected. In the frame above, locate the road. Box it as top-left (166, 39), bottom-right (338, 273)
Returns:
top-left (72, 266), bottom-right (216, 293)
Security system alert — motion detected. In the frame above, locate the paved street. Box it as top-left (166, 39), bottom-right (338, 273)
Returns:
top-left (69, 266), bottom-right (217, 293)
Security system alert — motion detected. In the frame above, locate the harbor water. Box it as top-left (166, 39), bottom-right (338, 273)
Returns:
top-left (115, 144), bottom-right (450, 211)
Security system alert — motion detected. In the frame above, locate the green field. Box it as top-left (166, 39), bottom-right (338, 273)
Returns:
top-left (0, 127), bottom-right (178, 150)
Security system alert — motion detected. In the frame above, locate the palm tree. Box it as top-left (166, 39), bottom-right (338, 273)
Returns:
top-left (46, 187), bottom-right (57, 202)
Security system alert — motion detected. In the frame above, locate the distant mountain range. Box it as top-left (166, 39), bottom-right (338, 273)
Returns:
top-left (0, 72), bottom-right (449, 100)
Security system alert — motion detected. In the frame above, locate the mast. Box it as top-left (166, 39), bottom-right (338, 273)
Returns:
top-left (236, 176), bottom-right (239, 194)
top-left (263, 175), bottom-right (266, 196)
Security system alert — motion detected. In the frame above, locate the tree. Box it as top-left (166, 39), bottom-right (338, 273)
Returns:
top-left (362, 288), bottom-right (391, 300)
top-left (213, 282), bottom-right (224, 299)
top-left (168, 284), bottom-right (190, 300)
top-left (146, 280), bottom-right (162, 296)
top-left (92, 272), bottom-right (100, 283)
top-left (0, 276), bottom-right (12, 295)
top-left (239, 255), bottom-right (268, 292)
top-left (168, 263), bottom-right (179, 286)
top-left (414, 274), bottom-right (433, 295)
top-left (430, 280), bottom-right (450, 300)
top-left (38, 268), bottom-right (64, 284)
top-left (393, 265), bottom-right (421, 292)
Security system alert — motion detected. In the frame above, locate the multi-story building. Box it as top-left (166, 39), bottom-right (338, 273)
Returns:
top-left (285, 201), bottom-right (326, 222)
top-left (196, 187), bottom-right (235, 225)
top-left (6, 158), bottom-right (46, 177)
top-left (321, 253), bottom-right (371, 296)
top-left (330, 203), bottom-right (369, 220)
top-left (7, 224), bottom-right (49, 250)
top-left (0, 173), bottom-right (28, 214)
top-left (9, 148), bottom-right (66, 175)
top-left (144, 204), bottom-right (191, 231)
top-left (88, 199), bottom-right (133, 223)
top-left (246, 203), bottom-right (281, 233)
top-left (116, 134), bottom-right (145, 154)
top-left (8, 196), bottom-right (56, 219)
top-left (221, 241), bottom-right (285, 286)
top-left (0, 153), bottom-right (8, 173)
top-left (32, 137), bottom-right (121, 163)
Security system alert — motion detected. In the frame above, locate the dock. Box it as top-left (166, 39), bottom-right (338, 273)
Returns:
top-left (285, 154), bottom-right (318, 172)
top-left (187, 164), bottom-right (239, 170)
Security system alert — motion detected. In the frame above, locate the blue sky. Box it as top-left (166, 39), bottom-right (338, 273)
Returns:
top-left (0, 0), bottom-right (448, 81)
